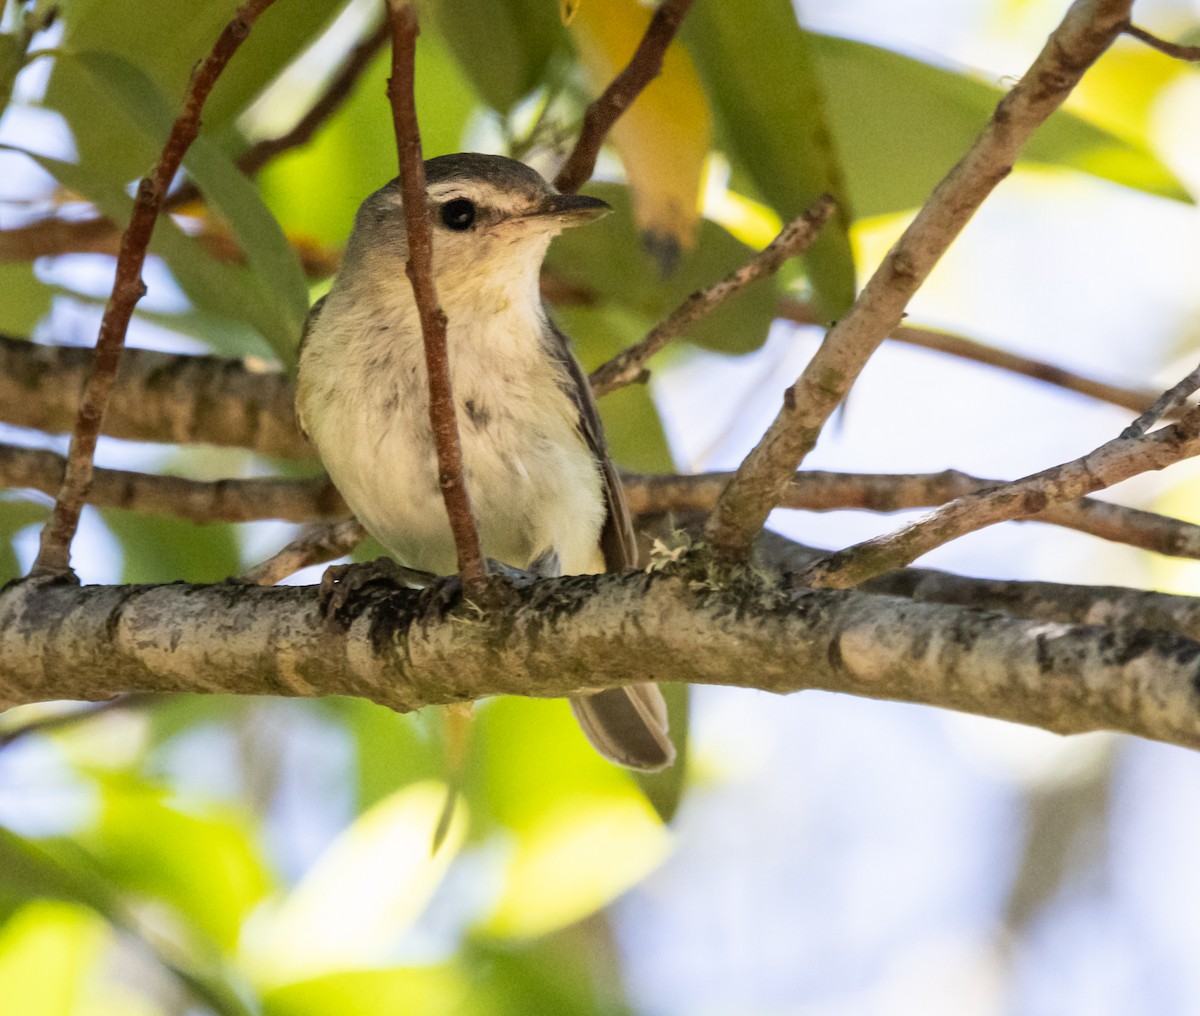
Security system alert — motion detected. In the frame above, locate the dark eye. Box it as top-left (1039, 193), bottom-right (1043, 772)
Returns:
top-left (440, 198), bottom-right (476, 231)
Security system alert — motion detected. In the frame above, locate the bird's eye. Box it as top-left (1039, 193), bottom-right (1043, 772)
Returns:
top-left (440, 198), bottom-right (476, 231)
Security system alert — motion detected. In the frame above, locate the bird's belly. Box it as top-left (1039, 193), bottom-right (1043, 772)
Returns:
top-left (309, 388), bottom-right (605, 577)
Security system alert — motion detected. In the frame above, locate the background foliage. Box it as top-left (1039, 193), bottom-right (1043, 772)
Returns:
top-left (1, 0), bottom-right (1199, 1012)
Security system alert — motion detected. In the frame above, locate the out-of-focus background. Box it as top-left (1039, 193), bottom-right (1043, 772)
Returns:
top-left (2, 0), bottom-right (1200, 1013)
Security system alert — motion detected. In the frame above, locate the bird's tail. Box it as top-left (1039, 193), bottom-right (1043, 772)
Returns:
top-left (570, 683), bottom-right (675, 772)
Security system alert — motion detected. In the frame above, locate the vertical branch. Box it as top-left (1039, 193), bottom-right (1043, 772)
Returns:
top-left (31, 0), bottom-right (280, 577)
top-left (553, 0), bottom-right (695, 195)
top-left (384, 1), bottom-right (486, 589)
top-left (704, 0), bottom-right (1135, 561)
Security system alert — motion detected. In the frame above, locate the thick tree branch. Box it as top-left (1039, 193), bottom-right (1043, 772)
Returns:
top-left (3, 570), bottom-right (1200, 753)
top-left (0, 336), bottom-right (309, 457)
top-left (705, 0), bottom-right (1135, 559)
top-left (589, 197), bottom-right (834, 397)
top-left (31, 0), bottom-right (280, 576)
top-left (802, 404), bottom-right (1200, 588)
top-left (553, 0), bottom-right (695, 194)
top-left (385, 1), bottom-right (484, 588)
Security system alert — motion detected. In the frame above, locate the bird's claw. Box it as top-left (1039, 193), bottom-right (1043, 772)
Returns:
top-left (319, 556), bottom-right (418, 629)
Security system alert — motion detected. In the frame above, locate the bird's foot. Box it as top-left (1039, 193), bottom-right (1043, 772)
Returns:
top-left (319, 557), bottom-right (429, 629)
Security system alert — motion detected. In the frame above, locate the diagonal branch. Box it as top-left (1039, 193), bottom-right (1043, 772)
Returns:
top-left (705, 0), bottom-right (1136, 561)
top-left (589, 196), bottom-right (835, 396)
top-left (1123, 22), bottom-right (1200, 61)
top-left (30, 0), bottom-right (281, 576)
top-left (553, 0), bottom-right (695, 194)
top-left (384, 1), bottom-right (485, 588)
top-left (800, 404), bottom-right (1200, 589)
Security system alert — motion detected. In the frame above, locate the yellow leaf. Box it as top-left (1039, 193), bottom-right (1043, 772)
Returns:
top-left (569, 0), bottom-right (711, 270)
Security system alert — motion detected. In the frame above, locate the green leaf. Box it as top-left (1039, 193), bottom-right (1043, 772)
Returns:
top-left (5, 144), bottom-right (287, 358)
top-left (682, 0), bottom-right (857, 319)
top-left (0, 498), bottom-right (46, 584)
top-left (259, 29), bottom-right (478, 249)
top-left (0, 826), bottom-right (257, 1016)
top-left (0, 31), bottom-right (23, 118)
top-left (100, 509), bottom-right (241, 584)
top-left (546, 183), bottom-right (779, 360)
top-left (62, 49), bottom-right (310, 361)
top-left (263, 967), bottom-right (481, 1016)
top-left (82, 779), bottom-right (275, 952)
top-left (45, 0), bottom-right (347, 175)
top-left (0, 901), bottom-right (109, 1016)
top-left (429, 0), bottom-right (566, 113)
top-left (0, 261), bottom-right (54, 336)
top-left (810, 33), bottom-right (1192, 215)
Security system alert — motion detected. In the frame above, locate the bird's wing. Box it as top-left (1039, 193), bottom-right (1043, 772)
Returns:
top-left (294, 294), bottom-right (327, 442)
top-left (543, 314), bottom-right (638, 572)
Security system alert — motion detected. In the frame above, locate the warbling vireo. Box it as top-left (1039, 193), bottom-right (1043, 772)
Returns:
top-left (296, 152), bottom-right (675, 771)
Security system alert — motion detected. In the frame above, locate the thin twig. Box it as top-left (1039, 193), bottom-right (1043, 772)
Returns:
top-left (1120, 360), bottom-right (1200, 439)
top-left (553, 0), bottom-right (695, 194)
top-left (168, 15), bottom-right (391, 209)
top-left (626, 468), bottom-right (1200, 560)
top-left (384, 1), bottom-right (485, 589)
top-left (589, 196), bottom-right (835, 396)
top-left (30, 0), bottom-right (280, 576)
top-left (241, 520), bottom-right (366, 585)
top-left (779, 300), bottom-right (1166, 416)
top-left (10, 446), bottom-right (1200, 563)
top-left (704, 0), bottom-right (1135, 562)
top-left (799, 403), bottom-right (1200, 589)
top-left (1124, 22), bottom-right (1200, 61)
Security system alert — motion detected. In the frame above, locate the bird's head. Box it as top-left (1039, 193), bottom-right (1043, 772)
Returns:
top-left (343, 153), bottom-right (610, 304)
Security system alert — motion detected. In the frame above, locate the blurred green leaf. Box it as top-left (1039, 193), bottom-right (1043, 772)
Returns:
top-left (682, 0), bottom-right (857, 319)
top-left (547, 183), bottom-right (779, 359)
top-left (5, 145), bottom-right (285, 358)
top-left (319, 698), bottom-right (441, 813)
top-left (82, 779), bottom-right (274, 952)
top-left (0, 826), bottom-right (256, 1016)
top-left (59, 49), bottom-right (310, 360)
top-left (0, 900), bottom-right (109, 1016)
top-left (100, 510), bottom-right (241, 584)
top-left (0, 497), bottom-right (46, 583)
top-left (263, 966), bottom-right (481, 1016)
top-left (467, 933), bottom-right (634, 1016)
top-left (430, 0), bottom-right (565, 113)
top-left (243, 781), bottom-right (465, 988)
top-left (469, 699), bottom-right (670, 939)
top-left (810, 33), bottom-right (1192, 216)
top-left (260, 29), bottom-right (478, 250)
top-left (45, 0), bottom-right (347, 177)
top-left (0, 261), bottom-right (53, 336)
top-left (0, 31), bottom-right (23, 118)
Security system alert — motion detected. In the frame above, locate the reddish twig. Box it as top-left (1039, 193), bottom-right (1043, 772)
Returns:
top-left (385, 1), bottom-right (485, 589)
top-left (704, 0), bottom-right (1135, 562)
top-left (170, 15), bottom-right (390, 209)
top-left (553, 0), bottom-right (695, 194)
top-left (1124, 22), bottom-right (1200, 61)
top-left (589, 195), bottom-right (835, 397)
top-left (30, 0), bottom-right (280, 576)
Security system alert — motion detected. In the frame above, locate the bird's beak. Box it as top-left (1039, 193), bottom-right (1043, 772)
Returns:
top-left (534, 192), bottom-right (612, 226)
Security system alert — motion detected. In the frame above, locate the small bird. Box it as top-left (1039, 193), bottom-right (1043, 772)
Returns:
top-left (296, 152), bottom-right (675, 771)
